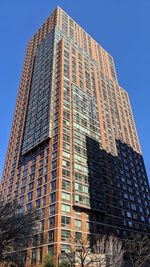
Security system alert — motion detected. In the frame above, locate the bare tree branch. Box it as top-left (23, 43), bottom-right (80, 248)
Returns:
top-left (94, 234), bottom-right (124, 267)
top-left (124, 235), bottom-right (150, 267)
top-left (0, 200), bottom-right (37, 267)
top-left (59, 237), bottom-right (97, 267)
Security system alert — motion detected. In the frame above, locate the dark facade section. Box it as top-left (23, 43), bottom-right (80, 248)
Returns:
top-left (21, 30), bottom-right (55, 155)
top-left (85, 137), bottom-right (150, 238)
top-left (85, 136), bottom-right (106, 213)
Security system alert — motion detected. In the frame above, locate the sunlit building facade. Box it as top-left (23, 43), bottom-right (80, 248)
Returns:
top-left (1, 6), bottom-right (150, 266)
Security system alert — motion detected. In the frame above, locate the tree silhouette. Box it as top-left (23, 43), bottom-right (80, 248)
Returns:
top-left (43, 253), bottom-right (54, 267)
top-left (94, 234), bottom-right (124, 267)
top-left (124, 235), bottom-right (150, 267)
top-left (0, 200), bottom-right (37, 266)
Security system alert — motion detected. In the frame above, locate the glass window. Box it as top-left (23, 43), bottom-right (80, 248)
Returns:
top-left (31, 249), bottom-right (36, 263)
top-left (61, 216), bottom-right (71, 226)
top-left (62, 192), bottom-right (70, 201)
top-left (131, 203), bottom-right (136, 211)
top-left (36, 199), bottom-right (40, 208)
top-left (50, 193), bottom-right (56, 203)
top-left (61, 230), bottom-right (71, 240)
top-left (62, 180), bottom-right (70, 190)
top-left (62, 204), bottom-right (70, 213)
top-left (49, 230), bottom-right (54, 242)
top-left (126, 211), bottom-right (132, 218)
top-left (75, 232), bottom-right (82, 240)
top-left (75, 219), bottom-right (82, 228)
top-left (61, 244), bottom-right (71, 254)
top-left (28, 192), bottom-right (33, 201)
top-left (38, 247), bottom-right (43, 263)
top-left (37, 187), bottom-right (41, 197)
top-left (50, 204), bottom-right (55, 215)
top-left (38, 177), bottom-right (42, 186)
top-left (26, 202), bottom-right (32, 211)
top-left (51, 180), bottom-right (56, 191)
top-left (49, 217), bottom-right (55, 228)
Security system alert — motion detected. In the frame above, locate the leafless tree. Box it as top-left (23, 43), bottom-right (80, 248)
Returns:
top-left (59, 237), bottom-right (97, 267)
top-left (0, 199), bottom-right (37, 267)
top-left (124, 235), bottom-right (150, 267)
top-left (93, 235), bottom-right (124, 267)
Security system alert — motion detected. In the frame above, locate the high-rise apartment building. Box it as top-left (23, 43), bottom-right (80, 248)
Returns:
top-left (1, 6), bottom-right (150, 266)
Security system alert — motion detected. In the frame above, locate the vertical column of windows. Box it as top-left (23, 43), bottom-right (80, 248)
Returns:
top-left (78, 52), bottom-right (84, 89)
top-left (99, 72), bottom-right (112, 153)
top-left (83, 31), bottom-right (87, 53)
top-left (84, 59), bottom-right (91, 94)
top-left (97, 46), bottom-right (104, 73)
top-left (62, 11), bottom-right (68, 36)
top-left (102, 50), bottom-right (109, 77)
top-left (72, 47), bottom-right (76, 84)
top-left (106, 78), bottom-right (123, 154)
top-left (90, 64), bottom-right (97, 99)
top-left (87, 36), bottom-right (92, 58)
top-left (107, 54), bottom-right (117, 82)
top-left (72, 84), bottom-right (103, 212)
top-left (120, 90), bottom-right (133, 147)
top-left (124, 93), bottom-right (141, 153)
top-left (69, 18), bottom-right (74, 41)
top-left (60, 43), bottom-right (72, 249)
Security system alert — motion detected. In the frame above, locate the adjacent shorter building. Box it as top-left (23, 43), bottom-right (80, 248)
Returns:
top-left (1, 6), bottom-right (150, 266)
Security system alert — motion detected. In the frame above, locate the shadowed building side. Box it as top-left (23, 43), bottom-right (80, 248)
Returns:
top-left (85, 137), bottom-right (150, 238)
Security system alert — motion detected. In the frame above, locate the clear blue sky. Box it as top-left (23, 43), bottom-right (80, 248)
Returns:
top-left (0, 0), bottom-right (150, 180)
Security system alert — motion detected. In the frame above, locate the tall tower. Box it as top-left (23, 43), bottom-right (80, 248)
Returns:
top-left (1, 6), bottom-right (150, 266)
